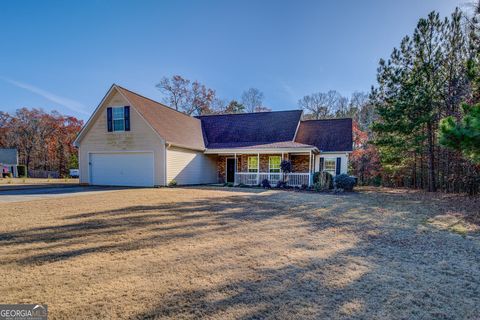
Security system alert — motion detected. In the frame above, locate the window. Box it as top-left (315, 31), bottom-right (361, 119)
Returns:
top-left (269, 156), bottom-right (281, 173)
top-left (324, 158), bottom-right (336, 174)
top-left (113, 107), bottom-right (125, 131)
top-left (248, 156), bottom-right (258, 172)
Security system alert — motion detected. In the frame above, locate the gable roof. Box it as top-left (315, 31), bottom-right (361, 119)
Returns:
top-left (197, 110), bottom-right (303, 149)
top-left (115, 86), bottom-right (205, 150)
top-left (75, 84), bottom-right (205, 150)
top-left (0, 148), bottom-right (18, 164)
top-left (76, 85), bottom-right (352, 153)
top-left (295, 118), bottom-right (353, 152)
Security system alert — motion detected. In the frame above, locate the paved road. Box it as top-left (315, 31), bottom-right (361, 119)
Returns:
top-left (0, 186), bottom-right (124, 203)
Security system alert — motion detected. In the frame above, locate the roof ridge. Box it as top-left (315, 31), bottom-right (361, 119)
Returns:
top-left (114, 84), bottom-right (198, 121)
top-left (197, 109), bottom-right (302, 117)
top-left (302, 117), bottom-right (352, 122)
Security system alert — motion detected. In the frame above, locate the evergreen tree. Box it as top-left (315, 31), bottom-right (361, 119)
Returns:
top-left (439, 103), bottom-right (480, 163)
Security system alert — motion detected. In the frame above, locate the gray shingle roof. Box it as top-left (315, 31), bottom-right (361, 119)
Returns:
top-left (0, 149), bottom-right (18, 164)
top-left (197, 110), bottom-right (303, 149)
top-left (295, 118), bottom-right (353, 152)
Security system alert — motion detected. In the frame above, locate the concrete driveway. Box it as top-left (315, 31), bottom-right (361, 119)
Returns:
top-left (0, 186), bottom-right (124, 203)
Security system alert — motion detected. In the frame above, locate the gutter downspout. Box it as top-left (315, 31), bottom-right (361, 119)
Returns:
top-left (165, 143), bottom-right (171, 186)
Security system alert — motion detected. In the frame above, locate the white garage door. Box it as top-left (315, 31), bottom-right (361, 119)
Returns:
top-left (90, 152), bottom-right (154, 187)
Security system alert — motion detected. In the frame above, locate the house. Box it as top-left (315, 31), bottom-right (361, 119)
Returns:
top-left (0, 148), bottom-right (18, 178)
top-left (74, 84), bottom-right (352, 187)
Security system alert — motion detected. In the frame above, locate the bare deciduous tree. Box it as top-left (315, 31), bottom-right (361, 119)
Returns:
top-left (241, 88), bottom-right (265, 112)
top-left (156, 75), bottom-right (216, 116)
top-left (156, 75), bottom-right (190, 112)
top-left (298, 90), bottom-right (342, 119)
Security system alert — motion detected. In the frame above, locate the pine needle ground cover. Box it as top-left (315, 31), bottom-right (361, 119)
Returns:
top-left (0, 187), bottom-right (478, 319)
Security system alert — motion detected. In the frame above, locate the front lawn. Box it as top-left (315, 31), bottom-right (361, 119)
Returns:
top-left (0, 177), bottom-right (79, 186)
top-left (0, 187), bottom-right (478, 319)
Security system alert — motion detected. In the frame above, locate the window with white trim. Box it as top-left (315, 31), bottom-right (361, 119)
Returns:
top-left (113, 107), bottom-right (125, 131)
top-left (324, 158), bottom-right (336, 175)
top-left (269, 156), bottom-right (281, 173)
top-left (248, 156), bottom-right (258, 172)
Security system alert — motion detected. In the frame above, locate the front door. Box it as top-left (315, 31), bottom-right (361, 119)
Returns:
top-left (226, 158), bottom-right (235, 183)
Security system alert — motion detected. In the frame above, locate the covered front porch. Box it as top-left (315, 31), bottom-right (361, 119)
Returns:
top-left (210, 148), bottom-right (319, 187)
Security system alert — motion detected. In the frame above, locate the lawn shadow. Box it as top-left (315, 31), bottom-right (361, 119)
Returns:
top-left (1, 189), bottom-right (479, 318)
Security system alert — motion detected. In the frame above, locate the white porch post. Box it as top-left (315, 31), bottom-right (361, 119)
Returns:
top-left (257, 153), bottom-right (260, 184)
top-left (234, 153), bottom-right (237, 185)
top-left (308, 150), bottom-right (312, 186)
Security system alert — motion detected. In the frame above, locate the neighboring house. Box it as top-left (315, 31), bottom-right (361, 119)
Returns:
top-left (74, 84), bottom-right (352, 187)
top-left (0, 148), bottom-right (18, 178)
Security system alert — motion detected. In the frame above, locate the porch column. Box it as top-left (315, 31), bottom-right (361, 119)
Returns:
top-left (234, 153), bottom-right (237, 185)
top-left (257, 153), bottom-right (260, 185)
top-left (309, 150), bottom-right (312, 186)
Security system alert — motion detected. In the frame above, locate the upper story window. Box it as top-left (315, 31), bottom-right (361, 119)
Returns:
top-left (113, 107), bottom-right (125, 131)
top-left (269, 156), bottom-right (281, 173)
top-left (107, 106), bottom-right (130, 132)
top-left (248, 156), bottom-right (258, 172)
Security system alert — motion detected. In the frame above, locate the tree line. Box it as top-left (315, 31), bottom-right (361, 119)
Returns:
top-left (369, 7), bottom-right (480, 194)
top-left (0, 108), bottom-right (83, 177)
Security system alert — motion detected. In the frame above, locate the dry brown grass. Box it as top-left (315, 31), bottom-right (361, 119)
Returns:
top-left (0, 186), bottom-right (479, 319)
top-left (0, 178), bottom-right (79, 186)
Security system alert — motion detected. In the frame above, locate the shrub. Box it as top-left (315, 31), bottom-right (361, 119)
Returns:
top-left (225, 182), bottom-right (234, 187)
top-left (300, 184), bottom-right (308, 190)
top-left (168, 179), bottom-right (177, 187)
top-left (237, 183), bottom-right (248, 188)
top-left (276, 180), bottom-right (287, 188)
top-left (312, 172), bottom-right (334, 192)
top-left (320, 171), bottom-right (334, 190)
top-left (313, 171), bottom-right (321, 184)
top-left (17, 165), bottom-right (27, 178)
top-left (334, 174), bottom-right (355, 191)
top-left (261, 179), bottom-right (271, 189)
top-left (280, 160), bottom-right (292, 173)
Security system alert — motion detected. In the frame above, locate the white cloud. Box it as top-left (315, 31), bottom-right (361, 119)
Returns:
top-left (1, 77), bottom-right (90, 116)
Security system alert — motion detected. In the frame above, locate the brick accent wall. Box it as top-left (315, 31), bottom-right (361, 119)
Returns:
top-left (290, 154), bottom-right (310, 173)
top-left (216, 153), bottom-right (309, 182)
top-left (217, 156), bottom-right (226, 183)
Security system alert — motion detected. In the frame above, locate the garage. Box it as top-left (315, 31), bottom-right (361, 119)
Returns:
top-left (89, 152), bottom-right (154, 187)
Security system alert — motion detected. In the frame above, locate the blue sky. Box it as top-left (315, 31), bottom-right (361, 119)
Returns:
top-left (0, 0), bottom-right (465, 120)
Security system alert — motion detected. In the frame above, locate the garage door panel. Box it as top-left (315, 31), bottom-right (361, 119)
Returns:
top-left (90, 152), bottom-right (154, 187)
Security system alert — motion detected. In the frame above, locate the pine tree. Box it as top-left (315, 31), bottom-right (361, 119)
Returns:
top-left (439, 103), bottom-right (480, 163)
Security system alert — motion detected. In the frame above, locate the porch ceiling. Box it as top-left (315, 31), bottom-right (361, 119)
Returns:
top-left (205, 144), bottom-right (319, 155)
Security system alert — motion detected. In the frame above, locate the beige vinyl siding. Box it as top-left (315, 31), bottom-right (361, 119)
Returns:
top-left (315, 153), bottom-right (349, 174)
top-left (78, 89), bottom-right (166, 186)
top-left (166, 146), bottom-right (217, 185)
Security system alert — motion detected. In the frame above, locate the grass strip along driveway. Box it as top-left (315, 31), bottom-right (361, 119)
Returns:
top-left (0, 187), bottom-right (479, 319)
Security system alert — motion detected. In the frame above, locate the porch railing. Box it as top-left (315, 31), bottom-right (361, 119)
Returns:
top-left (235, 172), bottom-right (311, 187)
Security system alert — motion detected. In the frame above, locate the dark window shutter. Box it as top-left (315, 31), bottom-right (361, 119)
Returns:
top-left (107, 107), bottom-right (113, 132)
top-left (319, 157), bottom-right (324, 172)
top-left (124, 106), bottom-right (130, 131)
top-left (336, 157), bottom-right (341, 175)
